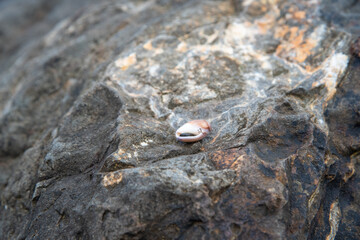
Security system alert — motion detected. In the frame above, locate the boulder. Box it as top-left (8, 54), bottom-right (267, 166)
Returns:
top-left (1, 0), bottom-right (359, 239)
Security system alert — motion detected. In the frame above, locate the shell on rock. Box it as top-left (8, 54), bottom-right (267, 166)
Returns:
top-left (175, 120), bottom-right (211, 142)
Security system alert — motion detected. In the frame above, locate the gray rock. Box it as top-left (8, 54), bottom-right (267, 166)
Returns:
top-left (0, 0), bottom-right (359, 239)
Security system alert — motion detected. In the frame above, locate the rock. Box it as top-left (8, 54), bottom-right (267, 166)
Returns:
top-left (0, 0), bottom-right (359, 239)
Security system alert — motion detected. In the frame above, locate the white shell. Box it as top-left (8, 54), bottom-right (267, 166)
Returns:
top-left (175, 120), bottom-right (211, 142)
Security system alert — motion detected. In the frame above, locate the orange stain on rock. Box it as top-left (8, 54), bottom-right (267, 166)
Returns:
top-left (176, 42), bottom-right (187, 52)
top-left (209, 148), bottom-right (247, 172)
top-left (275, 24), bottom-right (317, 65)
top-left (115, 53), bottom-right (137, 71)
top-left (256, 14), bottom-right (276, 34)
top-left (143, 41), bottom-right (153, 51)
top-left (102, 171), bottom-right (123, 187)
top-left (294, 11), bottom-right (306, 20)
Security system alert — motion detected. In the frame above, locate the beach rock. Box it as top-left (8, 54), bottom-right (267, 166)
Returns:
top-left (0, 0), bottom-right (359, 239)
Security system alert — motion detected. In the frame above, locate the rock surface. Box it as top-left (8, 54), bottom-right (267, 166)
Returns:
top-left (0, 0), bottom-right (359, 239)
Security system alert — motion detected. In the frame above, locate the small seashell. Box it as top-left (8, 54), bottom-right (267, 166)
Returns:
top-left (175, 120), bottom-right (211, 142)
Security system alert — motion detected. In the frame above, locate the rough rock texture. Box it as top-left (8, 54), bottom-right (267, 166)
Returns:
top-left (0, 0), bottom-right (359, 239)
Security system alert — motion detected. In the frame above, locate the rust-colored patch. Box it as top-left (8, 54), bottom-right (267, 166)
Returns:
top-left (343, 152), bottom-right (357, 182)
top-left (275, 25), bottom-right (316, 64)
top-left (176, 42), bottom-right (187, 52)
top-left (102, 171), bottom-right (123, 187)
top-left (257, 21), bottom-right (269, 34)
top-left (294, 11), bottom-right (306, 20)
top-left (115, 53), bottom-right (137, 70)
top-left (209, 148), bottom-right (247, 171)
top-left (256, 13), bottom-right (277, 34)
top-left (143, 40), bottom-right (153, 51)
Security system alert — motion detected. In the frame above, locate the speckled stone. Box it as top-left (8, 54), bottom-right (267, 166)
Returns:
top-left (0, 0), bottom-right (359, 239)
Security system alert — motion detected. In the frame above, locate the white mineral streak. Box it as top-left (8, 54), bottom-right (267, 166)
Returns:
top-left (114, 77), bottom-right (155, 98)
top-left (186, 79), bottom-right (217, 100)
top-left (326, 53), bottom-right (348, 88)
top-left (242, 0), bottom-right (258, 7)
top-left (309, 24), bottom-right (327, 43)
top-left (140, 139), bottom-right (153, 147)
top-left (315, 53), bottom-right (349, 101)
top-left (44, 19), bottom-right (71, 46)
top-left (224, 22), bottom-right (257, 57)
top-left (149, 64), bottom-right (161, 77)
top-left (309, 52), bottom-right (349, 134)
top-left (149, 96), bottom-right (171, 119)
